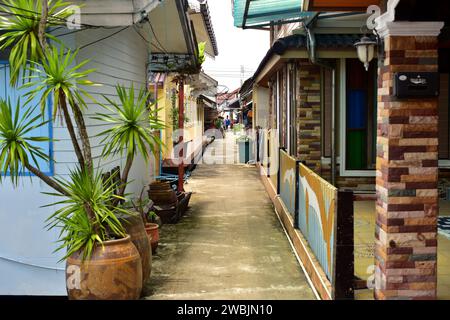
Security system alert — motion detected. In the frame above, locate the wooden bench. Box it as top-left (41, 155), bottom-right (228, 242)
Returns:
top-left (148, 181), bottom-right (192, 224)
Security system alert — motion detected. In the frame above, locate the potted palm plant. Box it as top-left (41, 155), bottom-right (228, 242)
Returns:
top-left (94, 83), bottom-right (165, 286)
top-left (47, 167), bottom-right (143, 300)
top-left (0, 0), bottom-right (164, 299)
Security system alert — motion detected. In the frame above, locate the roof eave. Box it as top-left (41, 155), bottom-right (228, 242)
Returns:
top-left (200, 1), bottom-right (219, 56)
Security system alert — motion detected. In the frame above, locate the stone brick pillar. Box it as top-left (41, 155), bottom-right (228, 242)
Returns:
top-left (375, 21), bottom-right (444, 300)
top-left (297, 60), bottom-right (321, 173)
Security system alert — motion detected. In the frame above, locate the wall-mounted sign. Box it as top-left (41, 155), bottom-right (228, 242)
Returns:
top-left (394, 72), bottom-right (439, 98)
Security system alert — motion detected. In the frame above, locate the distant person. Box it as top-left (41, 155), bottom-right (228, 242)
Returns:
top-left (224, 116), bottom-right (231, 131)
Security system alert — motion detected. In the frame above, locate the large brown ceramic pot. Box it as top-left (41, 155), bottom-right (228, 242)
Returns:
top-left (145, 223), bottom-right (159, 254)
top-left (66, 235), bottom-right (142, 300)
top-left (119, 212), bottom-right (152, 285)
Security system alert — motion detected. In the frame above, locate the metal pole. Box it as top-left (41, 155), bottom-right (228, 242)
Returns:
top-left (154, 81), bottom-right (162, 177)
top-left (178, 77), bottom-right (185, 192)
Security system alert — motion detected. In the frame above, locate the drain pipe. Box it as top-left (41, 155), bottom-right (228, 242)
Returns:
top-left (304, 17), bottom-right (337, 186)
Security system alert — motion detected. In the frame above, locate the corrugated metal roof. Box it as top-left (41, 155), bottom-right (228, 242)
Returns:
top-left (233, 0), bottom-right (310, 28)
top-left (198, 94), bottom-right (217, 108)
top-left (252, 33), bottom-right (367, 83)
top-left (239, 77), bottom-right (254, 97)
top-left (225, 98), bottom-right (241, 110)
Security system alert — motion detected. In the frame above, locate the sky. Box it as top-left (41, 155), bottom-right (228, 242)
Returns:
top-left (202, 0), bottom-right (269, 94)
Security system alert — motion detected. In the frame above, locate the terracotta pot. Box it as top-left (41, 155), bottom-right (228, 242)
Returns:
top-left (119, 212), bottom-right (152, 286)
top-left (150, 181), bottom-right (172, 191)
top-left (145, 223), bottom-right (159, 254)
top-left (66, 235), bottom-right (142, 300)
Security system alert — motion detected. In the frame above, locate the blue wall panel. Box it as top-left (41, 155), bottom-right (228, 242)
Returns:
top-left (0, 62), bottom-right (53, 175)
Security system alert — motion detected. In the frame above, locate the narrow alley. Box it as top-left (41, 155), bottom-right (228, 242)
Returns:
top-left (3, 0), bottom-right (450, 305)
top-left (144, 134), bottom-right (316, 300)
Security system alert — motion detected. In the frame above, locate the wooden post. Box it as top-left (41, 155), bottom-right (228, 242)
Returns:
top-left (335, 189), bottom-right (355, 300)
top-left (256, 128), bottom-right (260, 163)
top-left (294, 160), bottom-right (300, 228)
top-left (267, 131), bottom-right (271, 177)
top-left (178, 77), bottom-right (185, 192)
top-left (277, 147), bottom-right (283, 194)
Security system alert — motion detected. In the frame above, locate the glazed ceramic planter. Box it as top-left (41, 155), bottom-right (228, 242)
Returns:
top-left (66, 235), bottom-right (142, 300)
top-left (119, 212), bottom-right (152, 286)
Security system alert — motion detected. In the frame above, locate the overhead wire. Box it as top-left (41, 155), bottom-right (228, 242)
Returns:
top-left (53, 27), bottom-right (91, 38)
top-left (132, 24), bottom-right (166, 53)
top-left (0, 6), bottom-right (131, 54)
top-left (0, 1), bottom-right (213, 74)
top-left (0, 3), bottom-right (171, 59)
top-left (0, 9), bottom-right (58, 25)
top-left (77, 26), bottom-right (129, 51)
top-left (147, 19), bottom-right (168, 54)
top-left (0, 1), bottom-right (219, 80)
top-left (0, 2), bottom-right (121, 29)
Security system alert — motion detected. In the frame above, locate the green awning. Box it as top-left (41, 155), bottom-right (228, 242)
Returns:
top-left (233, 0), bottom-right (310, 28)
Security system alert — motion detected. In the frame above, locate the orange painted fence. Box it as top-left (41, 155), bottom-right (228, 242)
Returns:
top-left (276, 148), bottom-right (354, 299)
top-left (258, 129), bottom-right (355, 299)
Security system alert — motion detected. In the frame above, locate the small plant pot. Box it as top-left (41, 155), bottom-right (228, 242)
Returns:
top-left (66, 235), bottom-right (142, 300)
top-left (145, 223), bottom-right (160, 254)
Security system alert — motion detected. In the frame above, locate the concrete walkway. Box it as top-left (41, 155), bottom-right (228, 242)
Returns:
top-left (144, 133), bottom-right (316, 300)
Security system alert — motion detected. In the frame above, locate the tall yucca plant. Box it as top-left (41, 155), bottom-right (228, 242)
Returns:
top-left (45, 167), bottom-right (128, 261)
top-left (0, 98), bottom-right (52, 186)
top-left (23, 46), bottom-right (97, 170)
top-left (0, 0), bottom-right (167, 263)
top-left (0, 1), bottom-right (89, 192)
top-left (23, 45), bottom-right (97, 116)
top-left (0, 0), bottom-right (73, 85)
top-left (0, 0), bottom-right (165, 262)
top-left (93, 84), bottom-right (166, 199)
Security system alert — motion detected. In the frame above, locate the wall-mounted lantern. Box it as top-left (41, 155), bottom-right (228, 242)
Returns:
top-left (354, 35), bottom-right (377, 71)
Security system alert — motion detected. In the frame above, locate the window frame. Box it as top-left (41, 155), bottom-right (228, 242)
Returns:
top-left (339, 58), bottom-right (376, 177)
top-left (287, 63), bottom-right (297, 156)
top-left (439, 72), bottom-right (450, 165)
top-left (339, 59), bottom-right (450, 174)
top-left (276, 70), bottom-right (281, 143)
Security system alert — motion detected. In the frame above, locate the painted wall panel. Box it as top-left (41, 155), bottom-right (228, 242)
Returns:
top-left (0, 64), bottom-right (53, 174)
top-left (279, 149), bottom-right (297, 218)
top-left (297, 163), bottom-right (337, 282)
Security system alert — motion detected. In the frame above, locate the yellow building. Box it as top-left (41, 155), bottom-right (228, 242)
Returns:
top-left (150, 72), bottom-right (218, 176)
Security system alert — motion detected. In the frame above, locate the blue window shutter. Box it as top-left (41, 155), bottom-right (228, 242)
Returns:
top-left (0, 62), bottom-right (53, 176)
top-left (347, 90), bottom-right (367, 129)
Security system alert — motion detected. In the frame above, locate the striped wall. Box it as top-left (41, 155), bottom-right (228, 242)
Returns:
top-left (57, 27), bottom-right (154, 195)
